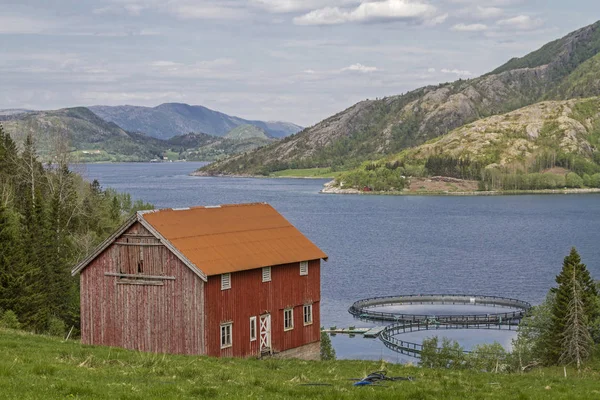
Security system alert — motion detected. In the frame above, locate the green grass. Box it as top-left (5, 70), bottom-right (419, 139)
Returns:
top-left (270, 168), bottom-right (337, 178)
top-left (1, 329), bottom-right (600, 399)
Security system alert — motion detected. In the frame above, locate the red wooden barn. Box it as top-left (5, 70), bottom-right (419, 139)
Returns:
top-left (72, 203), bottom-right (328, 359)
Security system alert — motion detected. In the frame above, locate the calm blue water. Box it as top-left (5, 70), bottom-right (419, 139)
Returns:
top-left (79, 162), bottom-right (600, 361)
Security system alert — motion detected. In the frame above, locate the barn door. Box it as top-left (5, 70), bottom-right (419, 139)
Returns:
top-left (259, 314), bottom-right (271, 353)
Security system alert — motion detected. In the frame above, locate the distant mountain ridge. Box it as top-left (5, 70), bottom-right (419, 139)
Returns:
top-left (89, 102), bottom-right (302, 140)
top-left (0, 107), bottom-right (276, 162)
top-left (199, 20), bottom-right (600, 176)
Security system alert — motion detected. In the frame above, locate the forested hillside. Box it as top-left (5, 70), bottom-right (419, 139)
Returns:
top-left (0, 124), bottom-right (152, 335)
top-left (199, 20), bottom-right (600, 177)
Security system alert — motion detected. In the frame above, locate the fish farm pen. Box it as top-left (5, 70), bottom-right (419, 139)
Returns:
top-left (348, 294), bottom-right (531, 324)
top-left (344, 294), bottom-right (532, 358)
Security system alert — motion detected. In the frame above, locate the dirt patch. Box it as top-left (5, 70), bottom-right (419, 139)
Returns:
top-left (407, 176), bottom-right (479, 193)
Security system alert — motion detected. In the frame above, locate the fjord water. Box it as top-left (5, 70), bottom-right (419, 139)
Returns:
top-left (81, 162), bottom-right (600, 361)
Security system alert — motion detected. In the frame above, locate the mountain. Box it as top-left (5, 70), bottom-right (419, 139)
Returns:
top-left (0, 107), bottom-right (278, 162)
top-left (0, 109), bottom-right (33, 116)
top-left (199, 20), bottom-right (600, 177)
top-left (1, 107), bottom-right (164, 161)
top-left (224, 124), bottom-right (270, 140)
top-left (88, 103), bottom-right (302, 140)
top-left (334, 97), bottom-right (600, 191)
top-left (167, 132), bottom-right (275, 162)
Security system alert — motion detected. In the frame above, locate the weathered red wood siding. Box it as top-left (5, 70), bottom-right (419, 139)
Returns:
top-left (80, 222), bottom-right (205, 354)
top-left (204, 259), bottom-right (321, 357)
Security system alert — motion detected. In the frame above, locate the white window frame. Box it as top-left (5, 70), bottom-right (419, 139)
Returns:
top-left (303, 304), bottom-right (313, 326)
top-left (250, 316), bottom-right (257, 341)
top-left (262, 266), bottom-right (271, 282)
top-left (284, 308), bottom-right (294, 331)
top-left (220, 322), bottom-right (232, 349)
top-left (300, 261), bottom-right (308, 276)
top-left (221, 273), bottom-right (231, 290)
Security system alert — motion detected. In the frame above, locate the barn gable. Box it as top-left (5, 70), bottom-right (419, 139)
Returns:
top-left (79, 220), bottom-right (205, 354)
top-left (73, 203), bottom-right (327, 280)
top-left (72, 212), bottom-right (207, 281)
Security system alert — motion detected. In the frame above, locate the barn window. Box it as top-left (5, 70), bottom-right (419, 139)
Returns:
top-left (300, 261), bottom-right (308, 276)
top-left (262, 267), bottom-right (271, 282)
top-left (303, 304), bottom-right (313, 325)
top-left (220, 323), bottom-right (232, 349)
top-left (284, 308), bottom-right (294, 331)
top-left (221, 273), bottom-right (231, 290)
top-left (250, 316), bottom-right (257, 341)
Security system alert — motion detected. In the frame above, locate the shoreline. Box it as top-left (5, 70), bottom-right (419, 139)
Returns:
top-left (190, 171), bottom-right (334, 180)
top-left (321, 186), bottom-right (600, 196)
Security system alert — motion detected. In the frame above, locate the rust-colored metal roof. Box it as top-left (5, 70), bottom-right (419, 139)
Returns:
top-left (140, 203), bottom-right (327, 276)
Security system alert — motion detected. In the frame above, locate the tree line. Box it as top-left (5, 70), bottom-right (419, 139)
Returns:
top-left (0, 124), bottom-right (152, 336)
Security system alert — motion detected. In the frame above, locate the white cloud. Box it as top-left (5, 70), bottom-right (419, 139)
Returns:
top-left (96, 0), bottom-right (246, 20)
top-left (79, 91), bottom-right (186, 102)
top-left (497, 15), bottom-right (543, 30)
top-left (441, 68), bottom-right (472, 76)
top-left (250, 0), bottom-right (353, 13)
top-left (150, 61), bottom-right (182, 67)
top-left (293, 0), bottom-right (441, 26)
top-left (341, 63), bottom-right (379, 73)
top-left (168, 4), bottom-right (247, 20)
top-left (474, 6), bottom-right (504, 19)
top-left (0, 15), bottom-right (56, 34)
top-left (148, 58), bottom-right (238, 79)
top-left (427, 67), bottom-right (436, 73)
top-left (427, 13), bottom-right (448, 25)
top-left (452, 23), bottom-right (487, 32)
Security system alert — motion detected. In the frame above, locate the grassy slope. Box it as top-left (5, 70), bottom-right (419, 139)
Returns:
top-left (225, 124), bottom-right (270, 140)
top-left (1, 329), bottom-right (600, 399)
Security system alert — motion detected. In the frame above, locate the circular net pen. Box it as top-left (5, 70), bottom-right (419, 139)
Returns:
top-left (348, 294), bottom-right (531, 325)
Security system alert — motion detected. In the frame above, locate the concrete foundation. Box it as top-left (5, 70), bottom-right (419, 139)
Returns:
top-left (272, 341), bottom-right (320, 361)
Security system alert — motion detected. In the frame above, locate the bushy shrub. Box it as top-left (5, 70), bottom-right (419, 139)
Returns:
top-left (420, 336), bottom-right (466, 369)
top-left (320, 331), bottom-right (336, 361)
top-left (591, 173), bottom-right (600, 188)
top-left (466, 342), bottom-right (507, 372)
top-left (565, 172), bottom-right (584, 188)
top-left (0, 310), bottom-right (21, 330)
top-left (47, 316), bottom-right (66, 337)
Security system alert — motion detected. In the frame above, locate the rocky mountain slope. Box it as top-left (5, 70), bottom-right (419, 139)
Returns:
top-left (89, 103), bottom-right (302, 140)
top-left (199, 20), bottom-right (600, 176)
top-left (398, 98), bottom-right (599, 167)
top-left (335, 97), bottom-right (600, 192)
top-left (0, 107), bottom-right (278, 162)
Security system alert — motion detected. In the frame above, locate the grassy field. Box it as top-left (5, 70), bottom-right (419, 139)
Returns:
top-left (1, 329), bottom-right (600, 399)
top-left (270, 168), bottom-right (337, 178)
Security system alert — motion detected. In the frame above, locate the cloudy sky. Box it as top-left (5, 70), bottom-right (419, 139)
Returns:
top-left (1, 0), bottom-right (599, 126)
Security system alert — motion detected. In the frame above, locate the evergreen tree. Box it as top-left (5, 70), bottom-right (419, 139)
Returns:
top-left (548, 248), bottom-right (598, 365)
top-left (0, 204), bottom-right (25, 313)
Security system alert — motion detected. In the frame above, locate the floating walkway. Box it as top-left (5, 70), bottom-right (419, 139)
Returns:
top-left (321, 326), bottom-right (386, 338)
